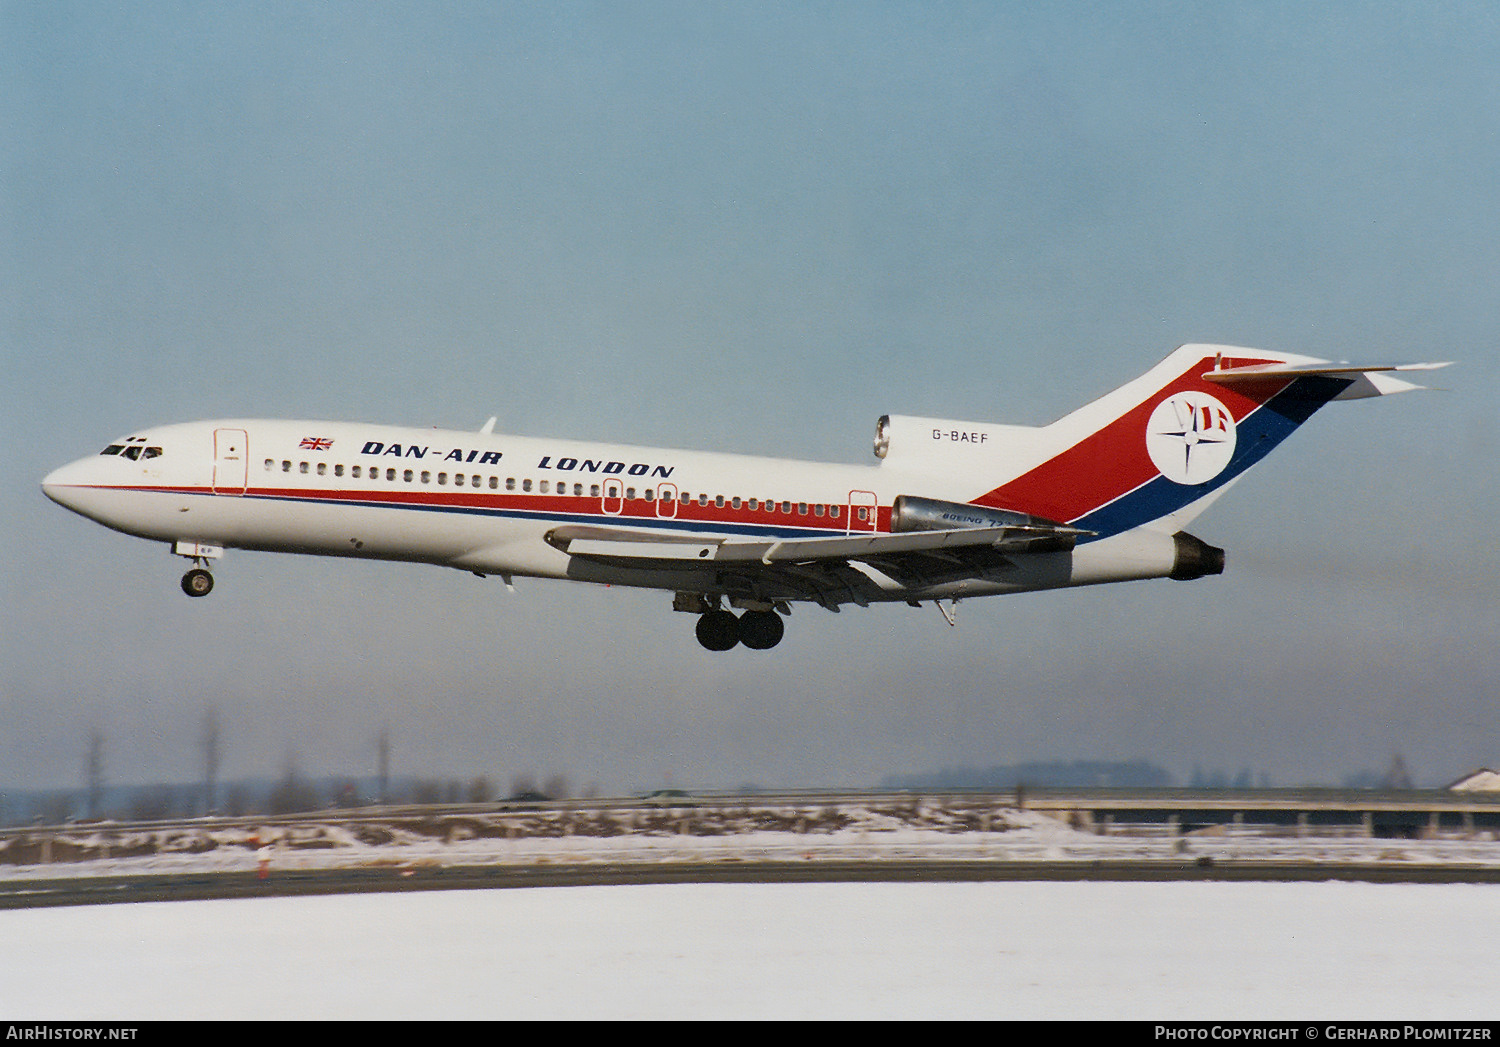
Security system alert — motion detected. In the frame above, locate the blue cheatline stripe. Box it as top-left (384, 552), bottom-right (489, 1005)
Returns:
top-left (1070, 375), bottom-right (1352, 541)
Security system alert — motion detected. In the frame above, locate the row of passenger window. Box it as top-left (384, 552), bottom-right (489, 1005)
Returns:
top-left (264, 458), bottom-right (849, 518)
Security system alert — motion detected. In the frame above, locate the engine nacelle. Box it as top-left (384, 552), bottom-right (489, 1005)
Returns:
top-left (890, 494), bottom-right (1064, 534)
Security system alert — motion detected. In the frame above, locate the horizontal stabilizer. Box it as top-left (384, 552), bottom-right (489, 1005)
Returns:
top-left (1203, 359), bottom-right (1452, 399)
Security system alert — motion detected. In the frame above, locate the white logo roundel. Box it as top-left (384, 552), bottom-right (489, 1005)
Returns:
top-left (1145, 392), bottom-right (1237, 485)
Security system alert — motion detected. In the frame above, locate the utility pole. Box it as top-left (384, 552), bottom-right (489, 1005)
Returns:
top-left (202, 706), bottom-right (221, 815)
top-left (377, 726), bottom-right (390, 806)
top-left (85, 729), bottom-right (103, 820)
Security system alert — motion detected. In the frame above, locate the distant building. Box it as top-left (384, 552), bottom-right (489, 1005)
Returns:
top-left (1447, 769), bottom-right (1500, 792)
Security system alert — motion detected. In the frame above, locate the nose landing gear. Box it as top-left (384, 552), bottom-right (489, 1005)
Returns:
top-left (173, 542), bottom-right (223, 598)
top-left (181, 567), bottom-right (214, 597)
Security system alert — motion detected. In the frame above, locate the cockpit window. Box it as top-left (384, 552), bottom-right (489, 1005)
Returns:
top-left (102, 440), bottom-right (162, 460)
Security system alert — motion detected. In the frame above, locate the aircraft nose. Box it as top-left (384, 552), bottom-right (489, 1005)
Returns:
top-left (41, 458), bottom-right (93, 512)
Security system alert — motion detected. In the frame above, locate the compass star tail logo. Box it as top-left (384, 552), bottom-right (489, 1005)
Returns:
top-left (1145, 392), bottom-right (1237, 485)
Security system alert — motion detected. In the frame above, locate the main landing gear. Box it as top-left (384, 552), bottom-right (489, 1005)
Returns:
top-left (693, 607), bottom-right (786, 651)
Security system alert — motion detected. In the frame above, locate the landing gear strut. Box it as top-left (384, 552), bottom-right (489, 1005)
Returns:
top-left (181, 567), bottom-right (214, 598)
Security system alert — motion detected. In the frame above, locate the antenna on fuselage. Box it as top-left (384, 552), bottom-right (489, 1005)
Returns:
top-left (480, 417), bottom-right (497, 435)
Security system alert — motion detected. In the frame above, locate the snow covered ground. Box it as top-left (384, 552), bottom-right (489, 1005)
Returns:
top-left (3, 880), bottom-right (1498, 1019)
top-left (3, 802), bottom-right (1498, 878)
top-left (1, 802), bottom-right (1497, 1019)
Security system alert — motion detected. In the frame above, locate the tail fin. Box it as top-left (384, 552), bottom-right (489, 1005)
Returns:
top-left (974, 344), bottom-right (1449, 539)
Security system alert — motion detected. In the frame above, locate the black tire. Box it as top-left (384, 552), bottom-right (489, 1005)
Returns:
top-left (695, 609), bottom-right (740, 651)
top-left (181, 568), bottom-right (214, 598)
top-left (738, 610), bottom-right (785, 650)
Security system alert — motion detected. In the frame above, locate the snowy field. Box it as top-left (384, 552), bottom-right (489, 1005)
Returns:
top-left (5, 802), bottom-right (1500, 877)
top-left (2, 879), bottom-right (1498, 1020)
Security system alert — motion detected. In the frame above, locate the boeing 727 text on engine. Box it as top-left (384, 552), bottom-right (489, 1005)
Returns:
top-left (42, 345), bottom-right (1447, 650)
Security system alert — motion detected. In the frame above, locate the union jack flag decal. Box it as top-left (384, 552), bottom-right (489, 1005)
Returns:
top-left (299, 437), bottom-right (334, 451)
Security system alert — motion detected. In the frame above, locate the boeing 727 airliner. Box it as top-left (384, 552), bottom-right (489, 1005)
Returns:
top-left (42, 344), bottom-right (1447, 650)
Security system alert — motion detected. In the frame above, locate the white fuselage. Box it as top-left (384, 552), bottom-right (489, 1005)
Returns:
top-left (40, 417), bottom-right (1186, 606)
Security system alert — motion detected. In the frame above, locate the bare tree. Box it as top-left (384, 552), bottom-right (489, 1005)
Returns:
top-left (466, 776), bottom-right (494, 803)
top-left (542, 774), bottom-right (570, 801)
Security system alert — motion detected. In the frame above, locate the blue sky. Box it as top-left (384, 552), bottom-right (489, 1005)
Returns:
top-left (3, 2), bottom-right (1496, 793)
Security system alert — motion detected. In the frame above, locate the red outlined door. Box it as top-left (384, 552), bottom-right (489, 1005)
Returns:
top-left (212, 428), bottom-right (248, 495)
top-left (846, 489), bottom-right (878, 534)
top-left (656, 482), bottom-right (678, 519)
top-left (602, 477), bottom-right (624, 515)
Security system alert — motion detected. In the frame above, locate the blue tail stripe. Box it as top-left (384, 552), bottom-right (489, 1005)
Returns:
top-left (1072, 376), bottom-right (1351, 540)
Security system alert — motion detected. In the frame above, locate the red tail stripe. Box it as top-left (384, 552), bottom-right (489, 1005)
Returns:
top-left (974, 356), bottom-right (1289, 523)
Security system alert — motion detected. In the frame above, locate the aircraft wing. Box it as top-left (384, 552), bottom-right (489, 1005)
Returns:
top-left (545, 521), bottom-right (1085, 609)
top-left (547, 521), bottom-right (1083, 564)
